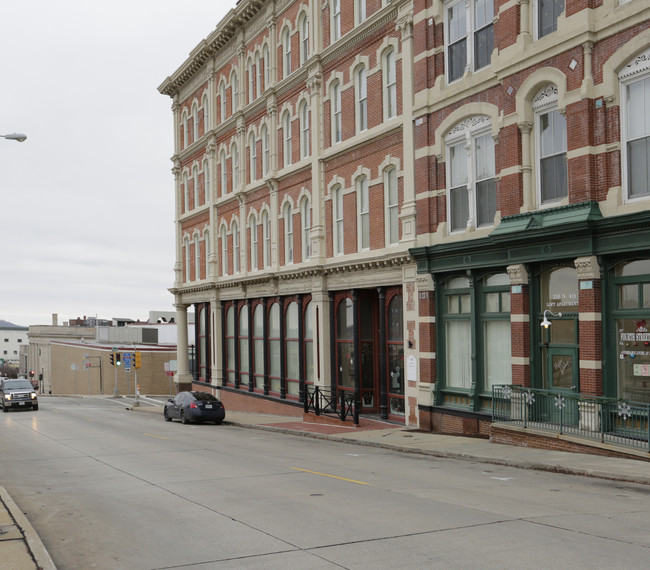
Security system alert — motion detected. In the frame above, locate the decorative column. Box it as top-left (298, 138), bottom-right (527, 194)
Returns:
top-left (518, 122), bottom-right (533, 212)
top-left (507, 264), bottom-right (530, 388)
top-left (307, 69), bottom-right (325, 262)
top-left (174, 301), bottom-right (193, 391)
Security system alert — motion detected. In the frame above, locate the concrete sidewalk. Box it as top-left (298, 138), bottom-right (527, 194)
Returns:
top-left (3, 401), bottom-right (649, 570)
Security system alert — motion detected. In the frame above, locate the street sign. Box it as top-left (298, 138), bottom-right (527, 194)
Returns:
top-left (122, 352), bottom-right (133, 372)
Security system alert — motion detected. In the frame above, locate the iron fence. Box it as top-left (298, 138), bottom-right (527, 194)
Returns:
top-left (493, 385), bottom-right (650, 452)
top-left (304, 385), bottom-right (359, 425)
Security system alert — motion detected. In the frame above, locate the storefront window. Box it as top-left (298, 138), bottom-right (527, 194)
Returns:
top-left (226, 306), bottom-right (235, 383)
top-left (444, 277), bottom-right (471, 389)
top-left (336, 298), bottom-right (355, 388)
top-left (269, 303), bottom-right (281, 393)
top-left (253, 304), bottom-right (264, 389)
top-left (388, 294), bottom-right (404, 408)
top-left (304, 301), bottom-right (314, 384)
top-left (286, 302), bottom-right (300, 396)
top-left (239, 304), bottom-right (249, 386)
top-left (482, 273), bottom-right (511, 392)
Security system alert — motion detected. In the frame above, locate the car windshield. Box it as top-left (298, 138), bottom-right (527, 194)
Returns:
top-left (3, 380), bottom-right (34, 390)
top-left (192, 392), bottom-right (217, 402)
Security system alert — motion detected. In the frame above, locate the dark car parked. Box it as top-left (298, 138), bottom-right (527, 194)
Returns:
top-left (164, 391), bottom-right (225, 424)
top-left (1, 378), bottom-right (38, 412)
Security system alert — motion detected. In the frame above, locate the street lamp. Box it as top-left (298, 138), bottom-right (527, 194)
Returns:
top-left (541, 309), bottom-right (562, 329)
top-left (1, 133), bottom-right (27, 142)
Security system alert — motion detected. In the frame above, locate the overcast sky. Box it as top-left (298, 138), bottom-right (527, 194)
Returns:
top-left (0, 0), bottom-right (238, 327)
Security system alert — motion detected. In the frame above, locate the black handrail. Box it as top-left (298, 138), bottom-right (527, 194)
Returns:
top-left (304, 386), bottom-right (359, 425)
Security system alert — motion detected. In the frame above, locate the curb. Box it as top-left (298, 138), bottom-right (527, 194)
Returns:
top-left (0, 486), bottom-right (56, 570)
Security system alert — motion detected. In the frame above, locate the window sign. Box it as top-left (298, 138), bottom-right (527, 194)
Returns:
top-left (617, 318), bottom-right (650, 403)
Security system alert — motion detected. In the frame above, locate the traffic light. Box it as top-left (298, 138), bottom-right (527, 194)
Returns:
top-left (115, 353), bottom-right (122, 366)
top-left (134, 351), bottom-right (141, 369)
top-left (109, 354), bottom-right (114, 366)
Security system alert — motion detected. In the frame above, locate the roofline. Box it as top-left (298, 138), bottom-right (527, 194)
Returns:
top-left (158, 0), bottom-right (267, 98)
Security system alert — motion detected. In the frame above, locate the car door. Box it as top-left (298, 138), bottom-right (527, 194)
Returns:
top-left (170, 393), bottom-right (185, 419)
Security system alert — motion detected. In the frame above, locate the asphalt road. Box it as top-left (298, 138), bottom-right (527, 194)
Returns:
top-left (1, 397), bottom-right (649, 569)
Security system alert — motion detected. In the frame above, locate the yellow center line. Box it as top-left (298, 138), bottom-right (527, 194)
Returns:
top-left (291, 467), bottom-right (370, 486)
top-left (144, 433), bottom-right (169, 440)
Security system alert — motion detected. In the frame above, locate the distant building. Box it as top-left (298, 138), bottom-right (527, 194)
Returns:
top-left (0, 320), bottom-right (29, 366)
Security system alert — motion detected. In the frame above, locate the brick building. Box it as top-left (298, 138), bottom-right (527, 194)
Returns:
top-left (159, 0), bottom-right (650, 436)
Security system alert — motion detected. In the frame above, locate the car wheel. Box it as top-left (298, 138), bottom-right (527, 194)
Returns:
top-left (2, 404), bottom-right (8, 413)
top-left (32, 404), bottom-right (38, 411)
top-left (181, 410), bottom-right (188, 424)
top-left (164, 408), bottom-right (172, 422)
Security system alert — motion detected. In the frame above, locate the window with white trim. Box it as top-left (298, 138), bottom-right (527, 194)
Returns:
top-left (356, 66), bottom-right (367, 132)
top-left (221, 227), bottom-right (228, 275)
top-left (261, 125), bottom-right (270, 175)
top-left (333, 185), bottom-right (344, 255)
top-left (262, 210), bottom-right (271, 267)
top-left (184, 237), bottom-right (190, 281)
top-left (249, 133), bottom-right (257, 182)
top-left (445, 115), bottom-right (496, 232)
top-left (282, 28), bottom-right (292, 78)
top-left (355, 0), bottom-right (366, 25)
top-left (357, 176), bottom-right (369, 250)
top-left (233, 221), bottom-right (240, 273)
top-left (445, 0), bottom-right (494, 84)
top-left (300, 101), bottom-right (310, 159)
top-left (194, 235), bottom-right (200, 280)
top-left (219, 82), bottom-right (227, 120)
top-left (299, 13), bottom-right (309, 64)
top-left (384, 49), bottom-right (397, 119)
top-left (204, 230), bottom-right (211, 277)
top-left (232, 143), bottom-right (240, 190)
top-left (203, 159), bottom-right (210, 202)
top-left (193, 166), bottom-right (199, 208)
top-left (181, 111), bottom-right (189, 148)
top-left (385, 167), bottom-right (399, 245)
top-left (620, 50), bottom-right (650, 200)
top-left (232, 71), bottom-right (239, 112)
top-left (332, 81), bottom-right (342, 143)
top-left (283, 111), bottom-right (292, 167)
top-left (301, 197), bottom-right (311, 260)
top-left (220, 150), bottom-right (227, 196)
top-left (247, 59), bottom-right (254, 104)
top-left (284, 202), bottom-right (293, 265)
top-left (332, 0), bottom-right (341, 42)
top-left (250, 216), bottom-right (258, 271)
top-left (192, 103), bottom-right (199, 142)
top-left (183, 172), bottom-right (189, 212)
top-left (255, 53), bottom-right (262, 97)
top-left (202, 94), bottom-right (209, 132)
top-left (537, 0), bottom-right (564, 39)
top-left (263, 45), bottom-right (270, 87)
top-left (533, 85), bottom-right (567, 204)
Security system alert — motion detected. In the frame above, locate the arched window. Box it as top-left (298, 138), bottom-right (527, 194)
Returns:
top-left (356, 66), bottom-right (367, 132)
top-left (202, 94), bottom-right (209, 131)
top-left (203, 159), bottom-right (210, 202)
top-left (233, 220), bottom-right (240, 273)
top-left (301, 197), bottom-right (311, 261)
top-left (331, 80), bottom-right (342, 143)
top-left (445, 115), bottom-right (495, 231)
top-left (261, 125), bottom-right (270, 175)
top-left (183, 237), bottom-right (190, 282)
top-left (282, 28), bottom-right (292, 78)
top-left (239, 304), bottom-right (249, 387)
top-left (262, 210), bottom-right (271, 267)
top-left (181, 110), bottom-right (189, 148)
top-left (286, 302), bottom-right (300, 396)
top-left (385, 167), bottom-right (399, 245)
top-left (220, 150), bottom-right (228, 196)
top-left (247, 59), bottom-right (254, 104)
top-left (331, 0), bottom-right (341, 42)
top-left (283, 111), bottom-right (292, 167)
top-left (284, 202), bottom-right (293, 265)
top-left (333, 185), bottom-right (344, 255)
top-left (232, 71), bottom-right (239, 112)
top-left (357, 176), bottom-right (369, 250)
top-left (299, 12), bottom-right (309, 64)
top-left (384, 49), bottom-right (397, 119)
top-left (299, 101), bottom-right (310, 159)
top-left (533, 85), bottom-right (567, 205)
top-left (263, 45), bottom-right (270, 87)
top-left (620, 48), bottom-right (650, 201)
top-left (232, 143), bottom-right (240, 190)
top-left (219, 81), bottom-right (227, 120)
top-left (194, 235), bottom-right (200, 280)
top-left (221, 226), bottom-right (228, 275)
top-left (204, 229), bottom-right (211, 277)
top-left (249, 133), bottom-right (257, 182)
top-left (192, 103), bottom-right (199, 142)
top-left (182, 172), bottom-right (189, 213)
top-left (250, 215), bottom-right (258, 271)
top-left (193, 165), bottom-right (200, 208)
top-left (255, 53), bottom-right (262, 97)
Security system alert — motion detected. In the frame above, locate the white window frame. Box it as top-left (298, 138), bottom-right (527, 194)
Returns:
top-left (202, 94), bottom-right (209, 132)
top-left (184, 237), bottom-right (191, 281)
top-left (181, 111), bottom-right (189, 148)
top-left (620, 49), bottom-right (650, 202)
top-left (232, 71), bottom-right (239, 112)
top-left (332, 0), bottom-right (341, 42)
top-left (262, 210), bottom-right (271, 268)
top-left (356, 66), bottom-right (367, 132)
top-left (333, 185), bottom-right (344, 255)
top-left (445, 115), bottom-right (496, 232)
top-left (232, 143), bottom-right (240, 190)
top-left (355, 0), bottom-right (366, 25)
top-left (192, 103), bottom-right (199, 142)
top-left (220, 150), bottom-right (228, 196)
top-left (249, 133), bottom-right (257, 182)
top-left (300, 101), bottom-right (310, 159)
top-left (385, 167), bottom-right (399, 245)
top-left (255, 53), bottom-right (262, 97)
top-left (221, 227), bottom-right (228, 276)
top-left (233, 221), bottom-right (240, 274)
top-left (384, 49), bottom-right (397, 120)
top-left (282, 28), bottom-right (292, 78)
top-left (193, 166), bottom-right (200, 208)
top-left (263, 45), bottom-right (270, 87)
top-left (444, 0), bottom-right (494, 85)
top-left (301, 197), bottom-right (311, 261)
top-left (261, 125), bottom-right (270, 176)
top-left (299, 13), bottom-right (309, 64)
top-left (283, 111), bottom-right (292, 167)
top-left (247, 59), bottom-right (254, 104)
top-left (183, 172), bottom-right (189, 212)
top-left (219, 82), bottom-right (227, 120)
top-left (203, 159), bottom-right (210, 203)
top-left (533, 85), bottom-right (567, 206)
top-left (284, 203), bottom-right (294, 265)
top-left (194, 235), bottom-right (201, 281)
top-left (332, 81), bottom-right (342, 144)
top-left (251, 216), bottom-right (258, 271)
top-left (357, 176), bottom-right (370, 250)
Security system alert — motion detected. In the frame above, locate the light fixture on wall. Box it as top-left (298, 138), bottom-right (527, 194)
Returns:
top-left (541, 309), bottom-right (562, 328)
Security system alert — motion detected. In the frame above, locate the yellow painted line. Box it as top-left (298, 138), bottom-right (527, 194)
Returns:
top-left (83, 418), bottom-right (93, 422)
top-left (143, 433), bottom-right (169, 440)
top-left (291, 467), bottom-right (370, 486)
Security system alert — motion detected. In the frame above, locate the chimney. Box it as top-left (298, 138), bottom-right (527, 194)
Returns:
top-left (52, 313), bottom-right (58, 326)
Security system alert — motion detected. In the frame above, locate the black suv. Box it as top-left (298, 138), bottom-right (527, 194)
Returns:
top-left (0, 378), bottom-right (39, 412)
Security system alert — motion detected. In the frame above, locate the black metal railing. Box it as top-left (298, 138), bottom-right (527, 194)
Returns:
top-left (304, 386), bottom-right (359, 425)
top-left (493, 385), bottom-right (650, 452)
